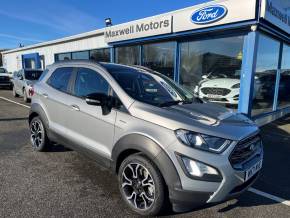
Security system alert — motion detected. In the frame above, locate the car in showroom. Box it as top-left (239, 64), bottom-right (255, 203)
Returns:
top-left (28, 61), bottom-right (263, 216)
top-left (12, 69), bottom-right (43, 102)
top-left (195, 70), bottom-right (262, 105)
top-left (0, 67), bottom-right (13, 89)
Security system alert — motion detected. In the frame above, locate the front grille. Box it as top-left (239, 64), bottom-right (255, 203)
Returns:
top-left (0, 76), bottom-right (9, 81)
top-left (201, 87), bottom-right (231, 96)
top-left (229, 134), bottom-right (262, 170)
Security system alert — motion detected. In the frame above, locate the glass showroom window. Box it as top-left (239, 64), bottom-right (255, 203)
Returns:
top-left (180, 36), bottom-right (244, 108)
top-left (55, 53), bottom-right (71, 61)
top-left (278, 44), bottom-right (290, 108)
top-left (72, 51), bottom-right (89, 60)
top-left (116, 46), bottom-right (140, 65)
top-left (251, 34), bottom-right (280, 116)
top-left (142, 42), bottom-right (175, 79)
top-left (90, 48), bottom-right (110, 62)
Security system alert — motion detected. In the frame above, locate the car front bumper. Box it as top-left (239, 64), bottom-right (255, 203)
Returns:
top-left (165, 137), bottom-right (263, 212)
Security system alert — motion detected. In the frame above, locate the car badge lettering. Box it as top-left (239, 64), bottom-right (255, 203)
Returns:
top-left (191, 5), bottom-right (228, 25)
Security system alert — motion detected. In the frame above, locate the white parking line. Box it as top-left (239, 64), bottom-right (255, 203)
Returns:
top-left (0, 96), bottom-right (30, 109)
top-left (249, 188), bottom-right (290, 207)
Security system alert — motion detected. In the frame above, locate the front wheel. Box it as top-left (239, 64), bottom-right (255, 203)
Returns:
top-left (29, 116), bottom-right (50, 151)
top-left (118, 154), bottom-right (166, 216)
top-left (13, 86), bottom-right (19, 97)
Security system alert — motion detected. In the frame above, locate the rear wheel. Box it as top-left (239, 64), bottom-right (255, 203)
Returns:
top-left (12, 86), bottom-right (19, 97)
top-left (118, 154), bottom-right (166, 216)
top-left (29, 116), bottom-right (50, 151)
top-left (23, 89), bottom-right (30, 103)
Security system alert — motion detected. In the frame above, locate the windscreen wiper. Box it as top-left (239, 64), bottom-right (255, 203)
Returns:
top-left (159, 100), bottom-right (193, 107)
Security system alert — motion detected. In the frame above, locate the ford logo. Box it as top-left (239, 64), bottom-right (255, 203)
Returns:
top-left (191, 5), bottom-right (228, 25)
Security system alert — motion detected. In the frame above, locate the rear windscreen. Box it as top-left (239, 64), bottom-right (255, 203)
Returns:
top-left (24, 70), bottom-right (43, 80)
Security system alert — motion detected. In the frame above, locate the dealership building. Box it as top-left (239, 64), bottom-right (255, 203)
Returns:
top-left (2, 0), bottom-right (290, 125)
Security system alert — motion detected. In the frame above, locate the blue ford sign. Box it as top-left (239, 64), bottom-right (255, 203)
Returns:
top-left (191, 5), bottom-right (228, 25)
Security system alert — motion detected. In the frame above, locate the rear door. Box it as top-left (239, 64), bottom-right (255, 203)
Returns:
top-left (41, 67), bottom-right (75, 136)
top-left (65, 67), bottom-right (116, 159)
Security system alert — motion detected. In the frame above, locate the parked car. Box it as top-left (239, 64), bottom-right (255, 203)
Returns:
top-left (12, 69), bottom-right (43, 102)
top-left (195, 71), bottom-right (262, 105)
top-left (29, 61), bottom-right (263, 216)
top-left (0, 67), bottom-right (13, 89)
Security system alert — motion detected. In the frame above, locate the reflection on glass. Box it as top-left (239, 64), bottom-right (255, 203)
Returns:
top-left (72, 51), bottom-right (89, 60)
top-left (252, 35), bottom-right (280, 116)
top-left (180, 36), bottom-right (244, 109)
top-left (143, 42), bottom-right (175, 79)
top-left (90, 48), bottom-right (110, 62)
top-left (116, 46), bottom-right (140, 65)
top-left (56, 53), bottom-right (71, 61)
top-left (278, 44), bottom-right (290, 108)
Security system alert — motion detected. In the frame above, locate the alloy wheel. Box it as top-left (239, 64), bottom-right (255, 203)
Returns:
top-left (121, 163), bottom-right (155, 210)
top-left (30, 119), bottom-right (44, 148)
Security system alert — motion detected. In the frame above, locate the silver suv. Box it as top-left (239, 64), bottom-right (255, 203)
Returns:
top-left (29, 61), bottom-right (263, 216)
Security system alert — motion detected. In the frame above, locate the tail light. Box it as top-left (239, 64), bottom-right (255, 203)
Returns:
top-left (28, 86), bottom-right (34, 97)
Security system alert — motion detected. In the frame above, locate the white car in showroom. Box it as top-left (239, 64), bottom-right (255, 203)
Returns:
top-left (195, 71), bottom-right (261, 105)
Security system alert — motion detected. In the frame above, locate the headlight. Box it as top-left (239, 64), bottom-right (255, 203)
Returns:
top-left (231, 83), bottom-right (240, 89)
top-left (175, 129), bottom-right (231, 153)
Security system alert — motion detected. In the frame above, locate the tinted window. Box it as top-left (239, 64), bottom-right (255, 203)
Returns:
top-left (180, 36), bottom-right (244, 110)
top-left (74, 68), bottom-right (109, 97)
top-left (252, 35), bottom-right (280, 116)
top-left (143, 42), bottom-right (175, 79)
top-left (90, 48), bottom-right (110, 62)
top-left (48, 67), bottom-right (73, 92)
top-left (278, 44), bottom-right (290, 108)
top-left (24, 70), bottom-right (43, 80)
top-left (55, 53), bottom-right (71, 61)
top-left (115, 46), bottom-right (140, 65)
top-left (0, 68), bottom-right (7, 74)
top-left (72, 51), bottom-right (89, 60)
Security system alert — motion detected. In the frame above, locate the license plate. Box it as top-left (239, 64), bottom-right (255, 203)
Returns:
top-left (207, 94), bottom-right (221, 99)
top-left (245, 160), bottom-right (262, 181)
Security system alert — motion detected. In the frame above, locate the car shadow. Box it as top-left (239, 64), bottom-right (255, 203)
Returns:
top-left (0, 117), bottom-right (28, 122)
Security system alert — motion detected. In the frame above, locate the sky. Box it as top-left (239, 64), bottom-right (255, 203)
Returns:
top-left (0, 0), bottom-right (210, 49)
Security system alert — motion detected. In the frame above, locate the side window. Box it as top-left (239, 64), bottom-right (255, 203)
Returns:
top-left (74, 68), bottom-right (109, 97)
top-left (47, 67), bottom-right (73, 93)
top-left (38, 69), bottom-right (49, 81)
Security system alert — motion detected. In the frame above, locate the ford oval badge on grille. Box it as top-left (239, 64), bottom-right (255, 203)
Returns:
top-left (191, 5), bottom-right (227, 25)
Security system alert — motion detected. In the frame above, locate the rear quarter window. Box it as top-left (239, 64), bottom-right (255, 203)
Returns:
top-left (47, 67), bottom-right (74, 93)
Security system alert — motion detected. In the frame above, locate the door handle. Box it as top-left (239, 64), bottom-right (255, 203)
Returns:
top-left (71, 105), bottom-right (80, 111)
top-left (42, 93), bottom-right (48, 98)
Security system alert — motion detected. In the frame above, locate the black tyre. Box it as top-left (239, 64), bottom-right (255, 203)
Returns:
top-left (23, 89), bottom-right (30, 103)
top-left (12, 86), bottom-right (19, 97)
top-left (29, 116), bottom-right (50, 151)
top-left (118, 154), bottom-right (166, 216)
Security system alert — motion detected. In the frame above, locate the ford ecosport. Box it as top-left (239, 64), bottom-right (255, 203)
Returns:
top-left (29, 61), bottom-right (263, 216)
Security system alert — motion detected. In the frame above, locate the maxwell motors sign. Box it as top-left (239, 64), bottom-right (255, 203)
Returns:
top-left (261, 0), bottom-right (290, 34)
top-left (104, 15), bottom-right (172, 43)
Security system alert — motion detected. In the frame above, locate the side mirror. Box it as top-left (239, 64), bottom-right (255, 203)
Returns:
top-left (85, 93), bottom-right (112, 115)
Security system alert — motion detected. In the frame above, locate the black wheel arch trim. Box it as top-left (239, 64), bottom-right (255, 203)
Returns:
top-left (111, 133), bottom-right (182, 191)
top-left (29, 103), bottom-right (50, 136)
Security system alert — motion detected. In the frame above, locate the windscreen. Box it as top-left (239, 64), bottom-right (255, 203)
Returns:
top-left (0, 68), bottom-right (7, 74)
top-left (103, 64), bottom-right (194, 106)
top-left (24, 70), bottom-right (43, 80)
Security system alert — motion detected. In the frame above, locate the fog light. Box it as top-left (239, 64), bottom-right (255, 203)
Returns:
top-left (179, 156), bottom-right (222, 182)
